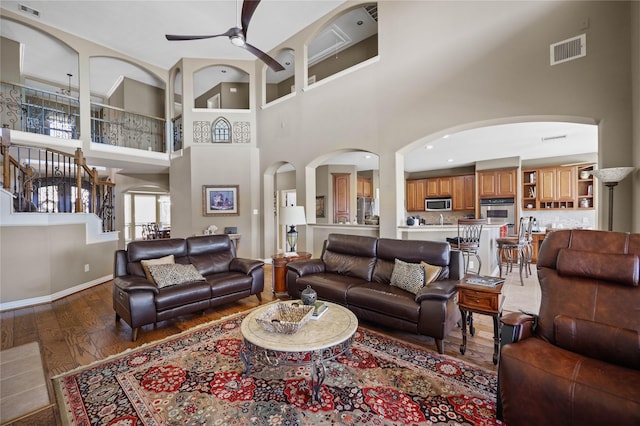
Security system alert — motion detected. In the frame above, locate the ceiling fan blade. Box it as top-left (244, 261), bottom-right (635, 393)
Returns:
top-left (241, 0), bottom-right (261, 38)
top-left (166, 28), bottom-right (235, 41)
top-left (244, 42), bottom-right (285, 72)
top-left (166, 34), bottom-right (223, 41)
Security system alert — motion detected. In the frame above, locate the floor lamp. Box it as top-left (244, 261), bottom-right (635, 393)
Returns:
top-left (591, 167), bottom-right (635, 231)
top-left (279, 206), bottom-right (306, 253)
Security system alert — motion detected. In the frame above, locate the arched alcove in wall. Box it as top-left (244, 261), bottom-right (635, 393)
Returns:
top-left (1, 17), bottom-right (79, 94)
top-left (170, 67), bottom-right (183, 150)
top-left (263, 161), bottom-right (299, 256)
top-left (307, 149), bottom-right (380, 225)
top-left (264, 48), bottom-right (295, 104)
top-left (399, 118), bottom-right (599, 230)
top-left (193, 65), bottom-right (249, 110)
top-left (306, 3), bottom-right (378, 86)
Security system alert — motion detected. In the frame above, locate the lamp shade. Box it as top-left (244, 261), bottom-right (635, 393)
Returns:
top-left (591, 167), bottom-right (635, 183)
top-left (279, 206), bottom-right (306, 225)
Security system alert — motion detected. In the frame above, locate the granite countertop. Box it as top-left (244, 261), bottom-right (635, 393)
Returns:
top-left (399, 223), bottom-right (505, 230)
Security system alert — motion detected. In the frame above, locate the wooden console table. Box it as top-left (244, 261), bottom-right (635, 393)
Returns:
top-left (271, 252), bottom-right (311, 295)
top-left (457, 275), bottom-right (505, 365)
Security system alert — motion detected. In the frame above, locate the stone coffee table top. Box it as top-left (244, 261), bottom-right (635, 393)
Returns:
top-left (241, 300), bottom-right (358, 352)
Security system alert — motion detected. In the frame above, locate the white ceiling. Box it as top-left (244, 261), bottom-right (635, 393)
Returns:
top-left (1, 1), bottom-right (598, 174)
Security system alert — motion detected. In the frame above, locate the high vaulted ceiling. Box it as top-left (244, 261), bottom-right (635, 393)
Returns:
top-left (1, 1), bottom-right (598, 173)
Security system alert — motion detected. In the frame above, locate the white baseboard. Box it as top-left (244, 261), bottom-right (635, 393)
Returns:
top-left (0, 275), bottom-right (113, 312)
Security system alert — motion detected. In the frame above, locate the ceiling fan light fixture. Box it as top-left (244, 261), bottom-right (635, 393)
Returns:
top-left (230, 34), bottom-right (245, 47)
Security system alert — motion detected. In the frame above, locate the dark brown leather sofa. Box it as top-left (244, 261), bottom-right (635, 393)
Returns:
top-left (286, 233), bottom-right (463, 353)
top-left (113, 234), bottom-right (264, 341)
top-left (499, 229), bottom-right (640, 425)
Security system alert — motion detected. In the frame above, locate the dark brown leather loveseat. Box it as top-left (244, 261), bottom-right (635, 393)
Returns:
top-left (113, 234), bottom-right (264, 341)
top-left (286, 233), bottom-right (463, 353)
top-left (498, 229), bottom-right (640, 425)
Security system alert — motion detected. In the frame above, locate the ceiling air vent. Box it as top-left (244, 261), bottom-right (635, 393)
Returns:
top-left (18, 4), bottom-right (40, 17)
top-left (550, 34), bottom-right (586, 65)
top-left (364, 4), bottom-right (378, 22)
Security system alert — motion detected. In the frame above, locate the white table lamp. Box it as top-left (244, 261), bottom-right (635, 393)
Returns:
top-left (279, 206), bottom-right (306, 252)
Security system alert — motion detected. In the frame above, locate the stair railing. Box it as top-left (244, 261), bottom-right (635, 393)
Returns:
top-left (1, 138), bottom-right (115, 232)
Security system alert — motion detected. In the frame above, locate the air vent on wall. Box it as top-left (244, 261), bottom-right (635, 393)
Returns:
top-left (18, 4), bottom-right (40, 17)
top-left (550, 34), bottom-right (586, 65)
top-left (364, 5), bottom-right (378, 22)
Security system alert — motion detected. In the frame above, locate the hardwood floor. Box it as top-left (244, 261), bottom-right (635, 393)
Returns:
top-left (0, 265), bottom-right (503, 425)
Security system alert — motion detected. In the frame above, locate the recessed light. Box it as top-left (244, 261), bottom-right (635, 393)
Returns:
top-left (357, 20), bottom-right (363, 25)
top-left (364, 154), bottom-right (372, 159)
top-left (425, 145), bottom-right (434, 150)
top-left (443, 134), bottom-right (450, 139)
top-left (447, 159), bottom-right (454, 162)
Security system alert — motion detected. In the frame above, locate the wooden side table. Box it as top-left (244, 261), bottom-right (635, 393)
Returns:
top-left (457, 275), bottom-right (505, 365)
top-left (271, 252), bottom-right (311, 296)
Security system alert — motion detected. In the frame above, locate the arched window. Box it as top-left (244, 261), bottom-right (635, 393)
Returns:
top-left (212, 117), bottom-right (231, 143)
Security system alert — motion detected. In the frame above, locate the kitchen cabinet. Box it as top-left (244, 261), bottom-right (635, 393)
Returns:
top-left (477, 169), bottom-right (516, 198)
top-left (577, 165), bottom-right (595, 209)
top-left (530, 233), bottom-right (548, 264)
top-left (523, 164), bottom-right (594, 210)
top-left (522, 169), bottom-right (537, 210)
top-left (538, 166), bottom-right (576, 209)
top-left (357, 176), bottom-right (372, 198)
top-left (452, 175), bottom-right (475, 211)
top-left (426, 177), bottom-right (452, 197)
top-left (406, 179), bottom-right (427, 211)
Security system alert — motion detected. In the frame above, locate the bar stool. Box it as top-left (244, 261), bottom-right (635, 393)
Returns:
top-left (448, 218), bottom-right (486, 274)
top-left (496, 216), bottom-right (534, 285)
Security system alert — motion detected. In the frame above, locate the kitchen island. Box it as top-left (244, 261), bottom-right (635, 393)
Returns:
top-left (399, 224), bottom-right (504, 276)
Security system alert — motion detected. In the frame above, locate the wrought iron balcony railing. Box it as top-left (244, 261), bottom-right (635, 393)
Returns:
top-left (0, 81), bottom-right (79, 139)
top-left (90, 102), bottom-right (165, 152)
top-left (1, 81), bottom-right (167, 153)
top-left (1, 142), bottom-right (116, 232)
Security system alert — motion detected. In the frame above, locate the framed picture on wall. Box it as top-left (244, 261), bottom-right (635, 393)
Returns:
top-left (316, 196), bottom-right (325, 218)
top-left (203, 185), bottom-right (239, 216)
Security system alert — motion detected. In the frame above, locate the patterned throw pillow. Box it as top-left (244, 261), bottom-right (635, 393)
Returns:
top-left (421, 261), bottom-right (443, 285)
top-left (390, 259), bottom-right (426, 294)
top-left (141, 254), bottom-right (175, 283)
top-left (147, 263), bottom-right (206, 288)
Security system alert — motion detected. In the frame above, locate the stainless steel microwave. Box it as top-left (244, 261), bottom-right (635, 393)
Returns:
top-left (425, 198), bottom-right (452, 211)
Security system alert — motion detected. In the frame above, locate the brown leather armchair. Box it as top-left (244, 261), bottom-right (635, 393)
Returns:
top-left (498, 229), bottom-right (640, 425)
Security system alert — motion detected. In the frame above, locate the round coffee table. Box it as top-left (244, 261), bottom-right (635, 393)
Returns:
top-left (240, 300), bottom-right (358, 402)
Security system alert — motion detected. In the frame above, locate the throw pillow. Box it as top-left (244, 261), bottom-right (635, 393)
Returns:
top-left (420, 261), bottom-right (443, 285)
top-left (141, 254), bottom-right (175, 283)
top-left (147, 263), bottom-right (206, 288)
top-left (390, 259), bottom-right (425, 294)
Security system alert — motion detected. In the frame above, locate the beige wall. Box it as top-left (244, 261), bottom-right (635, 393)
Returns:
top-left (258, 0), bottom-right (638, 249)
top-left (194, 82), bottom-right (250, 109)
top-left (0, 36), bottom-right (21, 83)
top-left (0, 224), bottom-right (116, 304)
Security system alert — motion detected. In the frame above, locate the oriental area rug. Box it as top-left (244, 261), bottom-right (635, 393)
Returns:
top-left (53, 311), bottom-right (500, 425)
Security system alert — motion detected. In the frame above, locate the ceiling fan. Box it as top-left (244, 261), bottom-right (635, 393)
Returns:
top-left (165, 0), bottom-right (285, 72)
